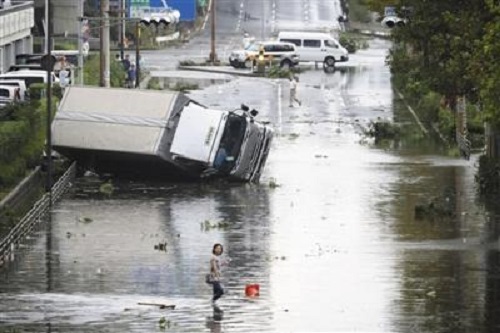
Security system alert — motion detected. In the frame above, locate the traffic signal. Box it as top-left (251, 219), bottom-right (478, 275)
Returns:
top-left (140, 11), bottom-right (180, 28)
top-left (381, 5), bottom-right (412, 28)
top-left (381, 16), bottom-right (407, 28)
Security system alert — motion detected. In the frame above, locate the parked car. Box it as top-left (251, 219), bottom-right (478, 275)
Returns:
top-left (229, 41), bottom-right (300, 69)
top-left (0, 79), bottom-right (28, 101)
top-left (8, 64), bottom-right (43, 72)
top-left (52, 86), bottom-right (274, 183)
top-left (0, 70), bottom-right (59, 88)
top-left (0, 85), bottom-right (21, 104)
top-left (277, 31), bottom-right (349, 67)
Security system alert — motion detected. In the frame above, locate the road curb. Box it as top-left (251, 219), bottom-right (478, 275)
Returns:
top-left (178, 65), bottom-right (260, 77)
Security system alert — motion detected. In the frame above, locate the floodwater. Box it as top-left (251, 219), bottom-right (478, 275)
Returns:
top-left (1, 39), bottom-right (500, 333)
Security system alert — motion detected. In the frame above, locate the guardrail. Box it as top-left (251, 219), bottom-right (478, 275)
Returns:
top-left (0, 162), bottom-right (77, 266)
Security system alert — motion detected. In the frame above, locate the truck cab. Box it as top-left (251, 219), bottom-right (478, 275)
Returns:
top-left (170, 103), bottom-right (273, 182)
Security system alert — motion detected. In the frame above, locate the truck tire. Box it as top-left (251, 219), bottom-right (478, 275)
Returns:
top-left (323, 57), bottom-right (335, 68)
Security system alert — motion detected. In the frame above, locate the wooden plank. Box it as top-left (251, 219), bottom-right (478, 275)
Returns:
top-left (137, 302), bottom-right (175, 310)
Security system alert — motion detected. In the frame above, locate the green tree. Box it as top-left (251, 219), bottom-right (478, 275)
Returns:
top-left (83, 55), bottom-right (127, 87)
top-left (474, 0), bottom-right (500, 128)
top-left (388, 0), bottom-right (488, 108)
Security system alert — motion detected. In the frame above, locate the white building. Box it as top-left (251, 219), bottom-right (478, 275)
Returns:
top-left (0, 1), bottom-right (34, 73)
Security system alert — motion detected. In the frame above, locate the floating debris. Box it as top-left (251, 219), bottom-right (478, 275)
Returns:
top-left (201, 219), bottom-right (231, 231)
top-left (159, 316), bottom-right (170, 329)
top-left (78, 216), bottom-right (93, 223)
top-left (154, 242), bottom-right (168, 252)
top-left (269, 178), bottom-right (280, 189)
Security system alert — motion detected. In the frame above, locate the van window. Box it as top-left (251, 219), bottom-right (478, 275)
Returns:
top-left (264, 45), bottom-right (273, 52)
top-left (324, 39), bottom-right (339, 48)
top-left (277, 44), bottom-right (295, 52)
top-left (0, 89), bottom-right (10, 98)
top-left (25, 77), bottom-right (44, 87)
top-left (304, 39), bottom-right (321, 48)
top-left (281, 38), bottom-right (301, 47)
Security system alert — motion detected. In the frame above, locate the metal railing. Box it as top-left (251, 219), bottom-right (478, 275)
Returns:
top-left (0, 1), bottom-right (33, 15)
top-left (456, 96), bottom-right (471, 160)
top-left (0, 161), bottom-right (77, 266)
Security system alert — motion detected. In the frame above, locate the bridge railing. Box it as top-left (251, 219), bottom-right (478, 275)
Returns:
top-left (0, 162), bottom-right (77, 266)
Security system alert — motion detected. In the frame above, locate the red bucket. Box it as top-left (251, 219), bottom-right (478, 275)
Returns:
top-left (245, 284), bottom-right (260, 297)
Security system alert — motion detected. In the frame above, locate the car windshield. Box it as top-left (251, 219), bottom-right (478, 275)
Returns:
top-left (213, 114), bottom-right (247, 173)
top-left (245, 43), bottom-right (260, 52)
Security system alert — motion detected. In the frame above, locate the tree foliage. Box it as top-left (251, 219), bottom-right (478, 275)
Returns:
top-left (474, 0), bottom-right (500, 127)
top-left (370, 0), bottom-right (500, 126)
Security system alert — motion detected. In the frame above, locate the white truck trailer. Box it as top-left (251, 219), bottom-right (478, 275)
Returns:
top-left (52, 86), bottom-right (273, 182)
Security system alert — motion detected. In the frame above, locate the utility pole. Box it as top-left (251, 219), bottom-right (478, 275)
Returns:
top-left (44, 0), bottom-right (49, 53)
top-left (45, 0), bottom-right (53, 202)
top-left (209, 0), bottom-right (217, 63)
top-left (100, 0), bottom-right (110, 87)
top-left (120, 0), bottom-right (125, 60)
top-left (135, 22), bottom-right (140, 88)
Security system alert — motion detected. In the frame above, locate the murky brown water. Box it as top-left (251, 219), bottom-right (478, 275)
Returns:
top-left (1, 39), bottom-right (500, 333)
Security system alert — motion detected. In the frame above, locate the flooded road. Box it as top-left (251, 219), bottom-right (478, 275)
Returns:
top-left (2, 38), bottom-right (500, 332)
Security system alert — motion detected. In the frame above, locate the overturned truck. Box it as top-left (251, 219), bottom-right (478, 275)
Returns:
top-left (52, 86), bottom-right (274, 182)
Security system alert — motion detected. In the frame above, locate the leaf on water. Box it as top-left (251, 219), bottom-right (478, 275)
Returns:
top-left (78, 216), bottom-right (93, 223)
top-left (202, 219), bottom-right (230, 231)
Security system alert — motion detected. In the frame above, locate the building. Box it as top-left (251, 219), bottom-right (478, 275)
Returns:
top-left (0, 1), bottom-right (34, 73)
top-left (33, 0), bottom-right (83, 37)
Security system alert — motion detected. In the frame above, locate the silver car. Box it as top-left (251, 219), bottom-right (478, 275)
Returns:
top-left (229, 41), bottom-right (300, 69)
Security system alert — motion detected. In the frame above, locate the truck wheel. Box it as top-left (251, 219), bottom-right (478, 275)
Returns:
top-left (323, 57), bottom-right (335, 68)
top-left (244, 59), bottom-right (252, 68)
top-left (280, 59), bottom-right (292, 70)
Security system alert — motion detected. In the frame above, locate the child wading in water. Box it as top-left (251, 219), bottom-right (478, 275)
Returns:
top-left (207, 243), bottom-right (225, 307)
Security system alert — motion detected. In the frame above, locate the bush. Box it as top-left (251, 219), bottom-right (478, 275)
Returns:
top-left (268, 66), bottom-right (292, 78)
top-left (0, 95), bottom-right (55, 188)
top-left (339, 35), bottom-right (357, 53)
top-left (476, 155), bottom-right (500, 195)
top-left (171, 82), bottom-right (199, 92)
top-left (83, 54), bottom-right (127, 88)
top-left (147, 77), bottom-right (163, 90)
top-left (365, 121), bottom-right (401, 141)
top-left (29, 83), bottom-right (63, 101)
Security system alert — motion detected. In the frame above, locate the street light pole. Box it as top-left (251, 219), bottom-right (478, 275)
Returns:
top-left (209, 0), bottom-right (217, 63)
top-left (120, 0), bottom-right (125, 60)
top-left (45, 0), bottom-right (53, 203)
top-left (44, 0), bottom-right (48, 53)
top-left (135, 21), bottom-right (140, 88)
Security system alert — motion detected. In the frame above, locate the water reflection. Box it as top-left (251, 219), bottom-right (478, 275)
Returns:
top-left (2, 38), bottom-right (500, 332)
top-left (0, 179), bottom-right (274, 332)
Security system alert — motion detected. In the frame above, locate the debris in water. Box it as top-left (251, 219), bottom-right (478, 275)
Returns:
top-left (78, 216), bottom-right (93, 223)
top-left (154, 242), bottom-right (168, 251)
top-left (99, 180), bottom-right (114, 196)
top-left (201, 219), bottom-right (231, 231)
top-left (269, 178), bottom-right (280, 189)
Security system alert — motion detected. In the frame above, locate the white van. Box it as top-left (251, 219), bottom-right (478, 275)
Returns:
top-left (277, 31), bottom-right (349, 67)
top-left (0, 79), bottom-right (28, 101)
top-left (0, 85), bottom-right (20, 106)
top-left (0, 70), bottom-right (59, 88)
